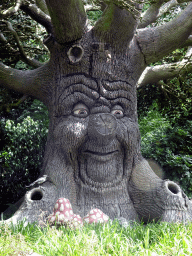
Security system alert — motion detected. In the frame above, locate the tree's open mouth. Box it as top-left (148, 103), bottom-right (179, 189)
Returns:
top-left (79, 149), bottom-right (124, 184)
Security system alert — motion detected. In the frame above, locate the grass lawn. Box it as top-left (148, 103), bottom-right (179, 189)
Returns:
top-left (0, 219), bottom-right (192, 256)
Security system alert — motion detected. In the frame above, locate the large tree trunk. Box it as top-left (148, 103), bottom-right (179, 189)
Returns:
top-left (1, 0), bottom-right (192, 225)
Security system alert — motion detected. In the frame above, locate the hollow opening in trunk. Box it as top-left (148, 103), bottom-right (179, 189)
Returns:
top-left (67, 45), bottom-right (84, 63)
top-left (30, 189), bottom-right (43, 200)
top-left (167, 182), bottom-right (179, 195)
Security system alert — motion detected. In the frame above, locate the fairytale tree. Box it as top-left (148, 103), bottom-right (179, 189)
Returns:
top-left (1, 0), bottom-right (192, 225)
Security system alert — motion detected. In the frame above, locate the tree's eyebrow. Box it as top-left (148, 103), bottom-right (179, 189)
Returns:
top-left (59, 74), bottom-right (98, 91)
top-left (56, 75), bottom-right (99, 104)
top-left (100, 85), bottom-right (134, 103)
top-left (55, 92), bottom-right (96, 117)
top-left (102, 80), bottom-right (133, 91)
top-left (57, 83), bottom-right (99, 104)
top-left (100, 80), bottom-right (135, 103)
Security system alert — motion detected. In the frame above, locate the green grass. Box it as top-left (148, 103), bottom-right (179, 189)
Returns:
top-left (0, 220), bottom-right (192, 256)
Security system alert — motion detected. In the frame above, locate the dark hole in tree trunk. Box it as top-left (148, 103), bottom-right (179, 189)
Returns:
top-left (71, 47), bottom-right (82, 58)
top-left (168, 183), bottom-right (179, 195)
top-left (31, 189), bottom-right (43, 200)
top-left (67, 45), bottom-right (84, 63)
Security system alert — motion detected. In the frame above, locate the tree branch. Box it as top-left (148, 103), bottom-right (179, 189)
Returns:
top-left (139, 0), bottom-right (192, 28)
top-left (20, 2), bottom-right (52, 33)
top-left (0, 0), bottom-right (52, 33)
top-left (45, 0), bottom-right (87, 43)
top-left (0, 32), bottom-right (6, 43)
top-left (137, 47), bottom-right (192, 87)
top-left (93, 2), bottom-right (141, 50)
top-left (5, 95), bottom-right (29, 113)
top-left (158, 0), bottom-right (178, 17)
top-left (138, 0), bottom-right (164, 29)
top-left (3, 21), bottom-right (43, 68)
top-left (0, 61), bottom-right (53, 104)
top-left (0, 0), bottom-right (22, 18)
top-left (136, 2), bottom-right (192, 65)
top-left (0, 31), bottom-right (22, 60)
top-left (92, 0), bottom-right (142, 17)
top-left (35, 0), bottom-right (49, 15)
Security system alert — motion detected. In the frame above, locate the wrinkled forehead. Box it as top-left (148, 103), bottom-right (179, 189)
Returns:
top-left (54, 74), bottom-right (137, 118)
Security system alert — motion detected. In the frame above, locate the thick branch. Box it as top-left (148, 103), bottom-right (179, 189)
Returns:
top-left (0, 62), bottom-right (53, 104)
top-left (93, 3), bottom-right (139, 50)
top-left (136, 2), bottom-right (192, 65)
top-left (138, 0), bottom-right (164, 29)
top-left (45, 0), bottom-right (87, 43)
top-left (4, 21), bottom-right (43, 68)
top-left (137, 47), bottom-right (192, 87)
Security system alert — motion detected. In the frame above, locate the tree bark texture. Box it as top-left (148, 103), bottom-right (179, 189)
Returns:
top-left (1, 1), bottom-right (192, 225)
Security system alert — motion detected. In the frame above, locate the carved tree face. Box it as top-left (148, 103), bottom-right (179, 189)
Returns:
top-left (52, 75), bottom-right (140, 188)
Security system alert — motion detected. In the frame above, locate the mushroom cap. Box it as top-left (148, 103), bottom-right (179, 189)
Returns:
top-left (68, 214), bottom-right (83, 229)
top-left (83, 208), bottom-right (109, 224)
top-left (48, 198), bottom-right (74, 226)
top-left (54, 198), bottom-right (73, 218)
top-left (48, 198), bottom-right (83, 228)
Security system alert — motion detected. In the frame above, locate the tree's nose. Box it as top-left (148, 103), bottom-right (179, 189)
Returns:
top-left (88, 113), bottom-right (117, 146)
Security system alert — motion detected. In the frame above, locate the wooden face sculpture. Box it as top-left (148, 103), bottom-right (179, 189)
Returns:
top-left (48, 74), bottom-right (140, 221)
top-left (2, 33), bottom-right (192, 226)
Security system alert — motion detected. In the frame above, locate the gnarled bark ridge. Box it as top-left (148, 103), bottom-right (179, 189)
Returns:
top-left (1, 0), bottom-right (192, 225)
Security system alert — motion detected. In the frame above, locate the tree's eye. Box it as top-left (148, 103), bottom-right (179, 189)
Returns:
top-left (73, 109), bottom-right (88, 117)
top-left (72, 103), bottom-right (89, 118)
top-left (111, 106), bottom-right (124, 118)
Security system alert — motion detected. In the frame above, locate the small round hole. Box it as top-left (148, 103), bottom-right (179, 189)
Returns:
top-left (31, 189), bottom-right (43, 201)
top-left (67, 45), bottom-right (84, 63)
top-left (168, 182), bottom-right (179, 194)
top-left (71, 47), bottom-right (82, 58)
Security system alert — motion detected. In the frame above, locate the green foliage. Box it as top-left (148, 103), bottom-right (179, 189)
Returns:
top-left (138, 44), bottom-right (192, 197)
top-left (87, 10), bottom-right (103, 25)
top-left (0, 100), bottom-right (48, 212)
top-left (160, 73), bottom-right (192, 126)
top-left (139, 103), bottom-right (192, 197)
top-left (16, 99), bottom-right (49, 126)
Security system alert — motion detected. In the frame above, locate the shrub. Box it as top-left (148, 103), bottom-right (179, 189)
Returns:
top-left (139, 103), bottom-right (192, 197)
top-left (0, 100), bottom-right (48, 213)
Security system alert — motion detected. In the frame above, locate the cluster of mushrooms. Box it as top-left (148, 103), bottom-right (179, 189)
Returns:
top-left (47, 198), bottom-right (109, 229)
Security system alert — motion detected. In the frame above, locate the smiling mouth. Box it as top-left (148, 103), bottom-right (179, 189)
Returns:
top-left (79, 148), bottom-right (123, 184)
top-left (83, 150), bottom-right (119, 160)
top-left (83, 150), bottom-right (118, 156)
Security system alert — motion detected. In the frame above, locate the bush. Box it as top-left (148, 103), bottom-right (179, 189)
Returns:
top-left (139, 103), bottom-right (192, 197)
top-left (0, 100), bottom-right (48, 213)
